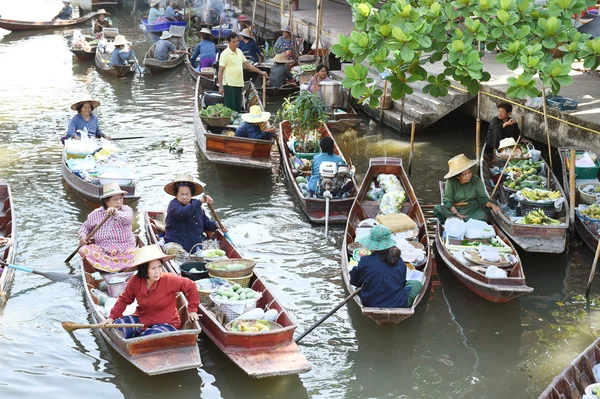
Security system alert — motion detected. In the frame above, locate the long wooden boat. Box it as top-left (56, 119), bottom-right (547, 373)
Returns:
top-left (259, 83), bottom-right (299, 98)
top-left (326, 103), bottom-right (361, 132)
top-left (558, 147), bottom-right (600, 253)
top-left (194, 78), bottom-right (275, 169)
top-left (95, 49), bottom-right (137, 78)
top-left (81, 244), bottom-right (202, 375)
top-left (278, 120), bottom-right (358, 224)
top-left (480, 143), bottom-right (569, 253)
top-left (340, 157), bottom-right (432, 324)
top-left (0, 180), bottom-right (16, 295)
top-left (0, 12), bottom-right (96, 31)
top-left (143, 37), bottom-right (186, 73)
top-left (70, 46), bottom-right (97, 61)
top-left (538, 336), bottom-right (600, 398)
top-left (144, 211), bottom-right (311, 378)
top-left (435, 181), bottom-right (533, 302)
top-left (141, 19), bottom-right (186, 33)
top-left (184, 53), bottom-right (217, 91)
top-left (61, 152), bottom-right (140, 204)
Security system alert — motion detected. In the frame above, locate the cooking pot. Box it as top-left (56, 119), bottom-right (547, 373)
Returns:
top-left (319, 80), bottom-right (343, 108)
top-left (203, 91), bottom-right (225, 107)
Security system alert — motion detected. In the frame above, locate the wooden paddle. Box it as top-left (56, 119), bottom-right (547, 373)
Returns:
top-left (490, 135), bottom-right (522, 200)
top-left (295, 286), bottom-right (362, 343)
top-left (0, 261), bottom-right (77, 282)
top-left (111, 136), bottom-right (148, 141)
top-left (569, 148), bottom-right (576, 235)
top-left (585, 237), bottom-right (600, 298)
top-left (62, 321), bottom-right (143, 332)
top-left (65, 214), bottom-right (111, 263)
top-left (206, 201), bottom-right (235, 246)
top-left (262, 74), bottom-right (267, 106)
top-left (407, 121), bottom-right (416, 176)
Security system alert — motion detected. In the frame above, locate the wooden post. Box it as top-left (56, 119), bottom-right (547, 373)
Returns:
top-left (262, 0), bottom-right (268, 43)
top-left (586, 238), bottom-right (600, 298)
top-left (399, 95), bottom-right (405, 135)
top-left (476, 118), bottom-right (481, 160)
top-left (569, 148), bottom-right (576, 234)
top-left (252, 0), bottom-right (258, 30)
top-left (289, 0), bottom-right (297, 60)
top-left (541, 87), bottom-right (553, 170)
top-left (314, 0), bottom-right (322, 65)
top-left (408, 121), bottom-right (416, 176)
top-left (379, 80), bottom-right (388, 125)
top-left (263, 74), bottom-right (267, 106)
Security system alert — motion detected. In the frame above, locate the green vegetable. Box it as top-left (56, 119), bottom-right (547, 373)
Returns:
top-left (199, 104), bottom-right (235, 118)
top-left (232, 283), bottom-right (241, 292)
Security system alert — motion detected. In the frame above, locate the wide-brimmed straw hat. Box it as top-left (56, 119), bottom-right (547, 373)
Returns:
top-left (200, 27), bottom-right (212, 35)
top-left (164, 174), bottom-right (205, 196)
top-left (96, 9), bottom-right (110, 16)
top-left (498, 137), bottom-right (518, 150)
top-left (101, 182), bottom-right (128, 200)
top-left (444, 154), bottom-right (478, 179)
top-left (280, 25), bottom-right (291, 33)
top-left (113, 35), bottom-right (129, 46)
top-left (159, 31), bottom-right (172, 40)
top-left (272, 53), bottom-right (292, 63)
top-left (358, 225), bottom-right (396, 251)
top-left (241, 105), bottom-right (271, 123)
top-left (150, 0), bottom-right (161, 7)
top-left (132, 244), bottom-right (174, 268)
top-left (238, 28), bottom-right (253, 39)
top-left (71, 97), bottom-right (101, 111)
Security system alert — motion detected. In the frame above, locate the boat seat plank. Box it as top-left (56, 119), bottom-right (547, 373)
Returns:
top-left (226, 343), bottom-right (311, 378)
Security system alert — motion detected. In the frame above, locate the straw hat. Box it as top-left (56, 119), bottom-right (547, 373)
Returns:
top-left (238, 28), bottom-right (253, 39)
top-left (280, 25), bottom-right (291, 33)
top-left (71, 97), bottom-right (100, 111)
top-left (113, 35), bottom-right (129, 46)
top-left (444, 154), bottom-right (478, 179)
top-left (498, 137), bottom-right (517, 150)
top-left (96, 9), bottom-right (110, 16)
top-left (100, 182), bottom-right (128, 200)
top-left (272, 53), bottom-right (292, 63)
top-left (241, 105), bottom-right (271, 123)
top-left (358, 225), bottom-right (396, 252)
top-left (62, 0), bottom-right (71, 3)
top-left (164, 174), bottom-right (205, 196)
top-left (132, 244), bottom-right (174, 268)
top-left (200, 27), bottom-right (212, 35)
top-left (150, 0), bottom-right (161, 7)
top-left (159, 31), bottom-right (172, 40)
top-left (238, 15), bottom-right (250, 22)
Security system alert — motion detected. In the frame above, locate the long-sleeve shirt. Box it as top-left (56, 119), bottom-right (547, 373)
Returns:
top-left (109, 48), bottom-right (134, 66)
top-left (235, 121), bottom-right (274, 141)
top-left (273, 36), bottom-right (293, 54)
top-left (306, 75), bottom-right (331, 93)
top-left (78, 206), bottom-right (136, 253)
top-left (154, 39), bottom-right (176, 61)
top-left (109, 273), bottom-right (200, 329)
top-left (238, 39), bottom-right (263, 63)
top-left (148, 7), bottom-right (165, 23)
top-left (93, 19), bottom-right (111, 33)
top-left (190, 40), bottom-right (217, 68)
top-left (349, 252), bottom-right (411, 308)
top-left (267, 64), bottom-right (293, 88)
top-left (442, 175), bottom-right (492, 218)
top-left (66, 113), bottom-right (103, 139)
top-left (165, 5), bottom-right (180, 19)
top-left (164, 198), bottom-right (218, 253)
top-left (484, 116), bottom-right (521, 153)
top-left (55, 5), bottom-right (72, 20)
top-left (308, 152), bottom-right (343, 192)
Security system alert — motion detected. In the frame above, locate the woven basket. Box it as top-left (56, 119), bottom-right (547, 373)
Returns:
top-left (579, 183), bottom-right (600, 205)
top-left (206, 259), bottom-right (256, 278)
top-left (208, 272), bottom-right (253, 288)
top-left (201, 116), bottom-right (231, 127)
top-left (225, 319), bottom-right (283, 332)
top-left (519, 200), bottom-right (557, 218)
top-left (104, 271), bottom-right (136, 297)
top-left (209, 292), bottom-right (262, 322)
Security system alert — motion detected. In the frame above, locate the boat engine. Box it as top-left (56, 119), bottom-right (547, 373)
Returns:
top-left (318, 161), bottom-right (352, 198)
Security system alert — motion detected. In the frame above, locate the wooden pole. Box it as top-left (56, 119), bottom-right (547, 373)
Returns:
top-left (379, 80), bottom-right (388, 125)
top-left (585, 238), bottom-right (600, 298)
top-left (314, 0), bottom-right (322, 64)
top-left (408, 121), bottom-right (416, 176)
top-left (476, 42), bottom-right (481, 161)
top-left (65, 214), bottom-right (111, 263)
top-left (252, 0), bottom-right (258, 30)
top-left (541, 87), bottom-right (553, 170)
top-left (399, 96), bottom-right (406, 135)
top-left (262, 0), bottom-right (268, 43)
top-left (289, 0), bottom-right (297, 60)
top-left (262, 74), bottom-right (267, 106)
top-left (490, 135), bottom-right (522, 199)
top-left (569, 148), bottom-right (576, 234)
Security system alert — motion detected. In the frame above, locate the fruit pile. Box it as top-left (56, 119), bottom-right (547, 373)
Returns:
top-left (213, 284), bottom-right (258, 301)
top-left (229, 319), bottom-right (272, 332)
top-left (519, 188), bottom-right (561, 202)
top-left (580, 204), bottom-right (600, 219)
top-left (520, 209), bottom-right (562, 225)
top-left (503, 175), bottom-right (546, 191)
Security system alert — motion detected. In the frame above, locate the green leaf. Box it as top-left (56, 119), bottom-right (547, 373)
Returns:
top-left (400, 45), bottom-right (415, 60)
top-left (451, 40), bottom-right (465, 52)
top-left (380, 24), bottom-right (392, 37)
top-left (497, 10), bottom-right (510, 23)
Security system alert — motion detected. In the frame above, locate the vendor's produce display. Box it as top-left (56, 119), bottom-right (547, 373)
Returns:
top-left (578, 183), bottom-right (600, 205)
top-left (226, 319), bottom-right (281, 332)
top-left (206, 258), bottom-right (256, 278)
top-left (495, 145), bottom-right (531, 160)
top-left (299, 64), bottom-right (316, 74)
top-left (519, 209), bottom-right (562, 225)
top-left (518, 188), bottom-right (561, 202)
top-left (199, 104), bottom-right (241, 126)
top-left (503, 174), bottom-right (546, 191)
top-left (579, 203), bottom-right (600, 220)
top-left (506, 159), bottom-right (542, 173)
top-left (212, 284), bottom-right (258, 301)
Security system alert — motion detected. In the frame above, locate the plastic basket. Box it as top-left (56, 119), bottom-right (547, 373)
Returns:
top-left (208, 272), bottom-right (252, 288)
top-left (104, 271), bottom-right (136, 297)
top-left (209, 292), bottom-right (262, 322)
top-left (546, 96), bottom-right (578, 111)
top-left (519, 200), bottom-right (557, 218)
top-left (195, 277), bottom-right (231, 307)
top-left (206, 259), bottom-right (256, 278)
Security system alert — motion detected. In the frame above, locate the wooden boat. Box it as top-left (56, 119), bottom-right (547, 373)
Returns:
top-left (340, 157), bottom-right (432, 324)
top-left (326, 103), bottom-right (361, 132)
top-left (538, 336), bottom-right (600, 398)
top-left (70, 46), bottom-right (97, 60)
top-left (558, 147), bottom-right (600, 253)
top-left (144, 211), bottom-right (311, 378)
top-left (143, 37), bottom-right (186, 73)
top-left (193, 78), bottom-right (275, 169)
top-left (141, 19), bottom-right (186, 34)
top-left (0, 12), bottom-right (96, 32)
top-left (259, 83), bottom-right (300, 98)
top-left (278, 120), bottom-right (358, 224)
top-left (81, 245), bottom-right (202, 375)
top-left (480, 144), bottom-right (569, 253)
top-left (95, 49), bottom-right (137, 78)
top-left (184, 53), bottom-right (217, 91)
top-left (61, 152), bottom-right (140, 204)
top-left (0, 180), bottom-right (16, 295)
top-left (435, 181), bottom-right (533, 302)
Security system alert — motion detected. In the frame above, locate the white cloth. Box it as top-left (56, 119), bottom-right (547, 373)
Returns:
top-left (478, 245), bottom-right (501, 262)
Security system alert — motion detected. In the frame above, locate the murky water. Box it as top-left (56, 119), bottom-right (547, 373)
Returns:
top-left (2, 4), bottom-right (600, 399)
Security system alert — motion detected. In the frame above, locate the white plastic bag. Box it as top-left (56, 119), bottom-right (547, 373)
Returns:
top-left (464, 219), bottom-right (496, 239)
top-left (485, 266), bottom-right (507, 278)
top-left (593, 363), bottom-right (600, 383)
top-left (445, 217), bottom-right (466, 240)
top-left (379, 190), bottom-right (406, 214)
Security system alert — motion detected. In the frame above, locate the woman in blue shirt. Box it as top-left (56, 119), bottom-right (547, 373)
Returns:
top-left (109, 35), bottom-right (135, 67)
top-left (349, 225), bottom-right (422, 308)
top-left (273, 26), bottom-right (293, 58)
top-left (238, 29), bottom-right (263, 63)
top-left (190, 29), bottom-right (217, 69)
top-left (61, 98), bottom-right (111, 144)
top-left (308, 136), bottom-right (343, 196)
top-left (163, 174), bottom-right (227, 254)
top-left (52, 0), bottom-right (72, 21)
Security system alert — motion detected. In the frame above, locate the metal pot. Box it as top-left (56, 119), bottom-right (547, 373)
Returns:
top-left (203, 91), bottom-right (224, 107)
top-left (319, 80), bottom-right (343, 108)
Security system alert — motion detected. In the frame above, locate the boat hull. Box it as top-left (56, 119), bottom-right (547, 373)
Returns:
top-left (95, 49), bottom-right (136, 78)
top-left (0, 13), bottom-right (97, 31)
top-left (70, 47), bottom-right (97, 60)
top-left (0, 180), bottom-right (16, 296)
top-left (141, 19), bottom-right (186, 33)
top-left (143, 39), bottom-right (186, 73)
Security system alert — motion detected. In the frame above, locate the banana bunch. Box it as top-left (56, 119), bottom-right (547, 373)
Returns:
top-left (581, 204), bottom-right (600, 219)
top-left (521, 188), bottom-right (561, 202)
top-left (521, 209), bottom-right (562, 225)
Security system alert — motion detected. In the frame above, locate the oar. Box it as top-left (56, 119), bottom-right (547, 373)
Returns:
top-left (586, 238), bottom-right (600, 298)
top-left (262, 74), bottom-right (267, 106)
top-left (295, 286), bottom-right (363, 343)
top-left (0, 261), bottom-right (77, 282)
top-left (407, 121), bottom-right (416, 176)
top-left (111, 136), bottom-right (148, 141)
top-left (569, 148), bottom-right (576, 235)
top-left (490, 135), bottom-right (522, 200)
top-left (206, 202), bottom-right (235, 246)
top-left (65, 214), bottom-right (111, 263)
top-left (62, 321), bottom-right (143, 332)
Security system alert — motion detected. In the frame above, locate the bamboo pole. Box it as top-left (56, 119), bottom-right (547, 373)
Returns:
top-left (476, 41), bottom-right (481, 161)
top-left (263, 74), bottom-right (267, 105)
top-left (289, 0), bottom-right (297, 60)
top-left (490, 135), bottom-right (522, 199)
top-left (541, 88), bottom-right (553, 171)
top-left (379, 80), bottom-right (388, 125)
top-left (252, 0), bottom-right (258, 30)
top-left (585, 238), bottom-right (600, 298)
top-left (408, 121), bottom-right (416, 176)
top-left (569, 148), bottom-right (576, 234)
top-left (314, 0), bottom-right (322, 65)
top-left (262, 0), bottom-right (268, 43)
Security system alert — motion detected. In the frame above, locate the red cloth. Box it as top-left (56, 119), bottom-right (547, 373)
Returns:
top-left (109, 273), bottom-right (199, 329)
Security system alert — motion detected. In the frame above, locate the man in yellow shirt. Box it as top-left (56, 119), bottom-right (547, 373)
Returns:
top-left (218, 32), bottom-right (267, 112)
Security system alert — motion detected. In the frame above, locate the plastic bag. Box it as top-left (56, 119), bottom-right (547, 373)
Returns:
top-left (464, 219), bottom-right (496, 239)
top-left (593, 363), bottom-right (600, 383)
top-left (407, 268), bottom-right (425, 284)
top-left (445, 218), bottom-right (466, 240)
top-left (377, 174), bottom-right (403, 192)
top-left (379, 190), bottom-right (406, 214)
top-left (524, 96), bottom-right (543, 108)
top-left (366, 182), bottom-right (385, 201)
top-left (485, 266), bottom-right (507, 278)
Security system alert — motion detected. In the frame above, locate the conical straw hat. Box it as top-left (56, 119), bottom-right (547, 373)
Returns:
top-left (444, 154), bottom-right (478, 179)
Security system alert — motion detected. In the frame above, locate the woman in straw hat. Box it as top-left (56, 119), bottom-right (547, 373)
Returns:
top-left (154, 30), bottom-right (187, 61)
top-left (233, 14), bottom-right (251, 34)
top-left (109, 35), bottom-right (135, 67)
top-left (148, 0), bottom-right (167, 24)
top-left (163, 174), bottom-right (225, 255)
top-left (235, 105), bottom-right (275, 140)
top-left (238, 28), bottom-right (263, 63)
top-left (190, 28), bottom-right (216, 69)
top-left (52, 0), bottom-right (72, 21)
top-left (273, 25), bottom-right (294, 58)
top-left (350, 225), bottom-right (422, 308)
top-left (433, 154), bottom-right (501, 224)
top-left (266, 53), bottom-right (295, 88)
top-left (78, 182), bottom-right (137, 273)
top-left (93, 9), bottom-right (112, 34)
top-left (62, 97), bottom-right (110, 144)
top-left (99, 244), bottom-right (200, 337)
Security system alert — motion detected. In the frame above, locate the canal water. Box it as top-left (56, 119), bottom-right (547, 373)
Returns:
top-left (1, 3), bottom-right (600, 398)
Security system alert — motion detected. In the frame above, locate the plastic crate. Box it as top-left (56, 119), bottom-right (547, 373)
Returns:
top-left (104, 271), bottom-right (136, 297)
top-left (566, 152), bottom-right (600, 179)
top-left (546, 96), bottom-right (578, 111)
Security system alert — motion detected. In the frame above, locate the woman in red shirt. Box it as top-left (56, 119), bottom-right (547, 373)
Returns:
top-left (99, 244), bottom-right (200, 338)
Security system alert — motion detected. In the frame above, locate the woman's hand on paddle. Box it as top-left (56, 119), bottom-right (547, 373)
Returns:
top-left (200, 194), bottom-right (213, 204)
top-left (79, 236), bottom-right (90, 246)
top-left (106, 207), bottom-right (118, 216)
top-left (490, 203), bottom-right (501, 214)
top-left (99, 318), bottom-right (114, 327)
top-left (188, 312), bottom-right (199, 322)
top-left (220, 226), bottom-right (229, 233)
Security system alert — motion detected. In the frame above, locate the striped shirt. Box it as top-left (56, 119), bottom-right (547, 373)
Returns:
top-left (78, 206), bottom-right (136, 253)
